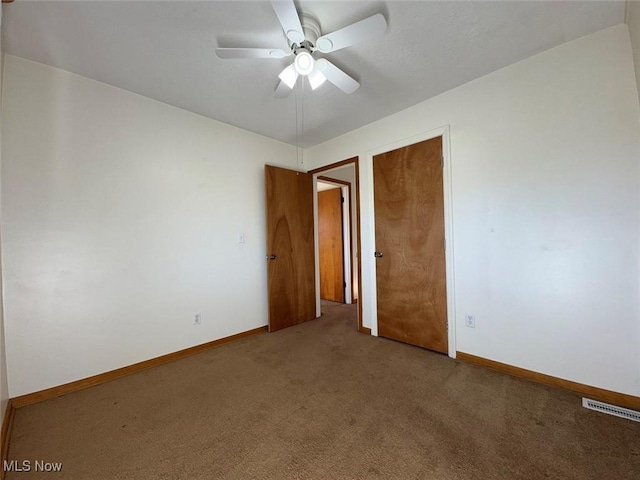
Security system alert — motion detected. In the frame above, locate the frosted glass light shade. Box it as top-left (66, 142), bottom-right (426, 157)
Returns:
top-left (278, 64), bottom-right (298, 89)
top-left (294, 50), bottom-right (315, 76)
top-left (309, 69), bottom-right (327, 90)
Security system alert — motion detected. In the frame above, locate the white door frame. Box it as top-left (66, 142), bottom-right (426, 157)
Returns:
top-left (362, 125), bottom-right (457, 358)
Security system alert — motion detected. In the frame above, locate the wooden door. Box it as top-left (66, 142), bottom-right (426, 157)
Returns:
top-left (373, 137), bottom-right (448, 353)
top-left (318, 188), bottom-right (345, 303)
top-left (265, 165), bottom-right (316, 332)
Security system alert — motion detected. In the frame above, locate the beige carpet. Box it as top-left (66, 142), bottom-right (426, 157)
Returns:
top-left (6, 301), bottom-right (640, 479)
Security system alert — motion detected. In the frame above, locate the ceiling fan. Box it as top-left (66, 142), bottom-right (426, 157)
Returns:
top-left (216, 0), bottom-right (387, 97)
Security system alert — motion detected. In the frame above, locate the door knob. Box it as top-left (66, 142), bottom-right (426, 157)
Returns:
top-left (266, 254), bottom-right (278, 260)
top-left (374, 252), bottom-right (383, 258)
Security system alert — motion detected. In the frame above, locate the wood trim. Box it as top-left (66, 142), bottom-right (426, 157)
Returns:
top-left (1, 400), bottom-right (15, 480)
top-left (457, 351), bottom-right (640, 410)
top-left (12, 326), bottom-right (268, 408)
top-left (359, 326), bottom-right (372, 335)
top-left (2, 1), bottom-right (15, 4)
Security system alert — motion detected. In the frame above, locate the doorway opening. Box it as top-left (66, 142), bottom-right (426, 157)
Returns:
top-left (310, 158), bottom-right (365, 333)
top-left (317, 178), bottom-right (349, 304)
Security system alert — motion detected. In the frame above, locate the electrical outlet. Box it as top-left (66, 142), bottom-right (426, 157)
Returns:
top-left (238, 233), bottom-right (245, 244)
top-left (194, 313), bottom-right (201, 325)
top-left (465, 314), bottom-right (475, 328)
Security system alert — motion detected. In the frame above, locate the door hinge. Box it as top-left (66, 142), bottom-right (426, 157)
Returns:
top-left (444, 238), bottom-right (446, 251)
top-left (341, 196), bottom-right (345, 203)
top-left (446, 321), bottom-right (449, 332)
top-left (344, 281), bottom-right (347, 288)
top-left (441, 155), bottom-right (444, 168)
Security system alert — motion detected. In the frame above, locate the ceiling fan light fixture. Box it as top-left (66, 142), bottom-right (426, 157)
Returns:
top-left (278, 63), bottom-right (298, 89)
top-left (308, 70), bottom-right (327, 90)
top-left (294, 50), bottom-right (315, 76)
top-left (220, 1), bottom-right (388, 98)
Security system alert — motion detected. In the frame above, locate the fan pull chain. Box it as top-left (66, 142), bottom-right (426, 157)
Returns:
top-left (300, 79), bottom-right (305, 172)
top-left (294, 75), bottom-right (305, 174)
top-left (295, 79), bottom-right (300, 174)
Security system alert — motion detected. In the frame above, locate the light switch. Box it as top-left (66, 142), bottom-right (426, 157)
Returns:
top-left (238, 233), bottom-right (245, 244)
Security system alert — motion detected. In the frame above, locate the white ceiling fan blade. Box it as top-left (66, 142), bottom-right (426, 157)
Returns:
top-left (216, 48), bottom-right (291, 59)
top-left (315, 14), bottom-right (387, 53)
top-left (271, 0), bottom-right (305, 45)
top-left (315, 59), bottom-right (359, 94)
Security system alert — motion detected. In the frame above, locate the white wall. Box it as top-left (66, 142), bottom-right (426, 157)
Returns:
top-left (0, 2), bottom-right (10, 424)
top-left (307, 25), bottom-right (640, 396)
top-left (1, 55), bottom-right (297, 397)
top-left (3, 24), bottom-right (640, 400)
top-left (628, 0), bottom-right (640, 100)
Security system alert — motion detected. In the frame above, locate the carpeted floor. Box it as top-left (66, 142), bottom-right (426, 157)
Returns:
top-left (6, 301), bottom-right (640, 479)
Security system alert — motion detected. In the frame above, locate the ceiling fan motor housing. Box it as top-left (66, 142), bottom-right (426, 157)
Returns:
top-left (299, 14), bottom-right (321, 48)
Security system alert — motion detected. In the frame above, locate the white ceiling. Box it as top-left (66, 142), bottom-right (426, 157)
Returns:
top-left (3, 1), bottom-right (626, 147)
top-left (317, 181), bottom-right (340, 192)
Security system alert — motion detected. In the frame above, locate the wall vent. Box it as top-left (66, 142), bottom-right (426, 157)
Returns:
top-left (582, 398), bottom-right (640, 423)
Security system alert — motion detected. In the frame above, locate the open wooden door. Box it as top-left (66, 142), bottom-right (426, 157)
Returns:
top-left (373, 137), bottom-right (448, 353)
top-left (265, 165), bottom-right (316, 332)
top-left (318, 188), bottom-right (345, 303)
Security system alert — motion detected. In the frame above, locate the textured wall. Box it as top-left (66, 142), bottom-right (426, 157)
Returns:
top-left (627, 1), bottom-right (640, 105)
top-left (2, 55), bottom-right (297, 397)
top-left (0, 2), bottom-right (9, 425)
top-left (307, 25), bottom-right (640, 396)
